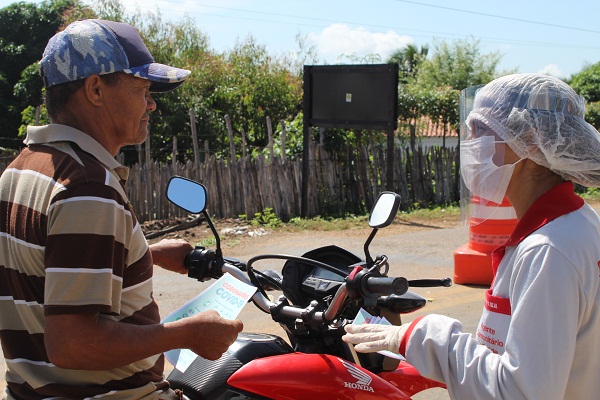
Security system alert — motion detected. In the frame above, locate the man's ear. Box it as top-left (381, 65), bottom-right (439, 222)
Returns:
top-left (83, 75), bottom-right (105, 107)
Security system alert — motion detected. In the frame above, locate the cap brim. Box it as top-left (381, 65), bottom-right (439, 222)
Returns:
top-left (125, 62), bottom-right (191, 93)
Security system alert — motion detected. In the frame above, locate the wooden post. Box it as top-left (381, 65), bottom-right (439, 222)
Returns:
top-left (241, 128), bottom-right (247, 158)
top-left (189, 108), bottom-right (200, 164)
top-left (301, 65), bottom-right (312, 217)
top-left (386, 128), bottom-right (395, 191)
top-left (267, 116), bottom-right (274, 161)
top-left (225, 114), bottom-right (236, 163)
top-left (280, 120), bottom-right (287, 163)
top-left (301, 121), bottom-right (311, 217)
top-left (144, 134), bottom-right (151, 166)
top-left (144, 133), bottom-right (152, 222)
top-left (172, 136), bottom-right (178, 175)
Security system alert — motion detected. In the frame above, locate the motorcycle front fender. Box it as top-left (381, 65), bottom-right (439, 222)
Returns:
top-left (227, 352), bottom-right (411, 400)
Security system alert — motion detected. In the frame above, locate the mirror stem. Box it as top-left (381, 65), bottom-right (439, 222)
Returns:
top-left (202, 210), bottom-right (223, 261)
top-left (363, 228), bottom-right (378, 267)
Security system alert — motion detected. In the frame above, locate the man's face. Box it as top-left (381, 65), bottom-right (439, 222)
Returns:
top-left (103, 74), bottom-right (156, 149)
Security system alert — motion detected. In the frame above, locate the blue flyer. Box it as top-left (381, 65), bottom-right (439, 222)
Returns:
top-left (162, 273), bottom-right (257, 371)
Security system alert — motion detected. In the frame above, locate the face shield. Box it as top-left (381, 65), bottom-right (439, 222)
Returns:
top-left (465, 73), bottom-right (600, 189)
top-left (459, 85), bottom-right (518, 227)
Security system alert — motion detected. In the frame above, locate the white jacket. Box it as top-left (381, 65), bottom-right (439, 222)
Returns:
top-left (400, 183), bottom-right (600, 399)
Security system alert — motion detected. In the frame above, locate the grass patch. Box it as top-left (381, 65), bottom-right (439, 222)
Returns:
top-left (398, 204), bottom-right (460, 222)
top-left (580, 187), bottom-right (600, 203)
top-left (194, 237), bottom-right (217, 248)
top-left (278, 204), bottom-right (460, 232)
top-left (195, 236), bottom-right (241, 249)
top-left (284, 214), bottom-right (368, 232)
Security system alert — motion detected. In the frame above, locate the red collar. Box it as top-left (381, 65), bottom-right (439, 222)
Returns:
top-left (505, 181), bottom-right (583, 247)
top-left (491, 182), bottom-right (584, 276)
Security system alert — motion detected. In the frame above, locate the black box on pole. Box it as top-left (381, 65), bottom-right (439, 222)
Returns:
top-left (303, 64), bottom-right (398, 130)
top-left (301, 64), bottom-right (399, 216)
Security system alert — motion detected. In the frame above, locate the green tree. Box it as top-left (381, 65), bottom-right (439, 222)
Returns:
top-left (210, 36), bottom-right (302, 157)
top-left (387, 44), bottom-right (429, 84)
top-left (394, 37), bottom-right (509, 137)
top-left (586, 102), bottom-right (600, 131)
top-left (569, 62), bottom-right (600, 102)
top-left (130, 12), bottom-right (217, 162)
top-left (92, 1), bottom-right (303, 162)
top-left (1, 0), bottom-right (86, 146)
top-left (416, 37), bottom-right (504, 90)
top-left (569, 62), bottom-right (600, 130)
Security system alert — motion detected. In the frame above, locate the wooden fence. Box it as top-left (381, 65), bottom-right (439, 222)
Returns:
top-left (0, 141), bottom-right (460, 224)
top-left (123, 141), bottom-right (460, 223)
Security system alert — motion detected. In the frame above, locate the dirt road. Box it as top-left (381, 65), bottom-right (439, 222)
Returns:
top-left (1, 216), bottom-right (482, 400)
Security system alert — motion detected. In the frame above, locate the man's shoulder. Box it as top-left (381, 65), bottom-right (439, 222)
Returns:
top-left (16, 141), bottom-right (111, 187)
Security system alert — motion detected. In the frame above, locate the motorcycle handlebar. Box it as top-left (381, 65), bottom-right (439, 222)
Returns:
top-left (363, 276), bottom-right (409, 296)
top-left (222, 263), bottom-right (274, 313)
top-left (220, 261), bottom-right (451, 324)
top-left (222, 263), bottom-right (339, 323)
top-left (408, 278), bottom-right (453, 288)
top-left (221, 263), bottom-right (413, 324)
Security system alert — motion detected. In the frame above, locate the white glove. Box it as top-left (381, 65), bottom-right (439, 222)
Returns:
top-left (343, 323), bottom-right (409, 354)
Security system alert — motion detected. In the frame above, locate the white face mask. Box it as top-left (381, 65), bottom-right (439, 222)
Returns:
top-left (460, 136), bottom-right (521, 205)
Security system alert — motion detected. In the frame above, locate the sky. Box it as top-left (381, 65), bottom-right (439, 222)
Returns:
top-left (2, 0), bottom-right (600, 79)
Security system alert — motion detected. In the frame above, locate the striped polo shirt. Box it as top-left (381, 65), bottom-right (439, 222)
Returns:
top-left (0, 124), bottom-right (167, 399)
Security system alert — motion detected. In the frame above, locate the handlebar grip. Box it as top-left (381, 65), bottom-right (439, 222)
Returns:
top-left (363, 276), bottom-right (409, 296)
top-left (408, 278), bottom-right (453, 288)
top-left (185, 246), bottom-right (217, 281)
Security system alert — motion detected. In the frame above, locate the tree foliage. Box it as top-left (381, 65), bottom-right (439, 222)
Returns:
top-left (8, 0), bottom-right (303, 162)
top-left (416, 37), bottom-right (503, 91)
top-left (314, 38), bottom-right (506, 142)
top-left (213, 37), bottom-right (302, 152)
top-left (4, 0), bottom-right (599, 163)
top-left (0, 0), bottom-right (88, 146)
top-left (569, 62), bottom-right (600, 130)
top-left (387, 44), bottom-right (428, 84)
top-left (569, 62), bottom-right (600, 103)
top-left (393, 38), bottom-right (504, 132)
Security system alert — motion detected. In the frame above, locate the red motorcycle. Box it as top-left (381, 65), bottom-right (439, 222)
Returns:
top-left (164, 176), bottom-right (451, 400)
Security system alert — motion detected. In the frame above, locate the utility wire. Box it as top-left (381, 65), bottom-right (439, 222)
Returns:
top-left (393, 0), bottom-right (600, 35)
top-left (118, 1), bottom-right (600, 51)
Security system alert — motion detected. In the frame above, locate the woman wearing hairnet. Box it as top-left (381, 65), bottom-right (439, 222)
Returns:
top-left (343, 73), bottom-right (600, 399)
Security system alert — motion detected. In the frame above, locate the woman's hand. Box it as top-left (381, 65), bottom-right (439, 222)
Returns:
top-left (343, 323), bottom-right (409, 354)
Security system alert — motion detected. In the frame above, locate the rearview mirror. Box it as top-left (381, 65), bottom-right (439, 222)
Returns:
top-left (368, 192), bottom-right (401, 228)
top-left (166, 176), bottom-right (207, 214)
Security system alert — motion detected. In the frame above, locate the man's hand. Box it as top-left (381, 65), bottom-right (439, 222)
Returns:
top-left (45, 310), bottom-right (243, 370)
top-left (177, 310), bottom-right (244, 360)
top-left (342, 323), bottom-right (409, 354)
top-left (149, 238), bottom-right (193, 274)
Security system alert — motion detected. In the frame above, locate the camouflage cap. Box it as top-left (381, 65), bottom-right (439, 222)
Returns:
top-left (40, 19), bottom-right (190, 92)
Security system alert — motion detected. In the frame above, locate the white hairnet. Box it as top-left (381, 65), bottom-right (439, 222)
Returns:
top-left (466, 73), bottom-right (600, 187)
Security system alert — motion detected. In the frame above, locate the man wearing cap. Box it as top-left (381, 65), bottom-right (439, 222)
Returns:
top-left (0, 19), bottom-right (243, 399)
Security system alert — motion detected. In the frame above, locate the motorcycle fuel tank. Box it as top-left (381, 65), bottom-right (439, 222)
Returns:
top-left (227, 352), bottom-right (411, 399)
top-left (167, 332), bottom-right (293, 399)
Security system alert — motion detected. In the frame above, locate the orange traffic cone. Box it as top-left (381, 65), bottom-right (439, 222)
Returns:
top-left (453, 196), bottom-right (517, 285)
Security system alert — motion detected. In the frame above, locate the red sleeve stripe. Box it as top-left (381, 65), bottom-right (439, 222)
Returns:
top-left (399, 316), bottom-right (425, 356)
